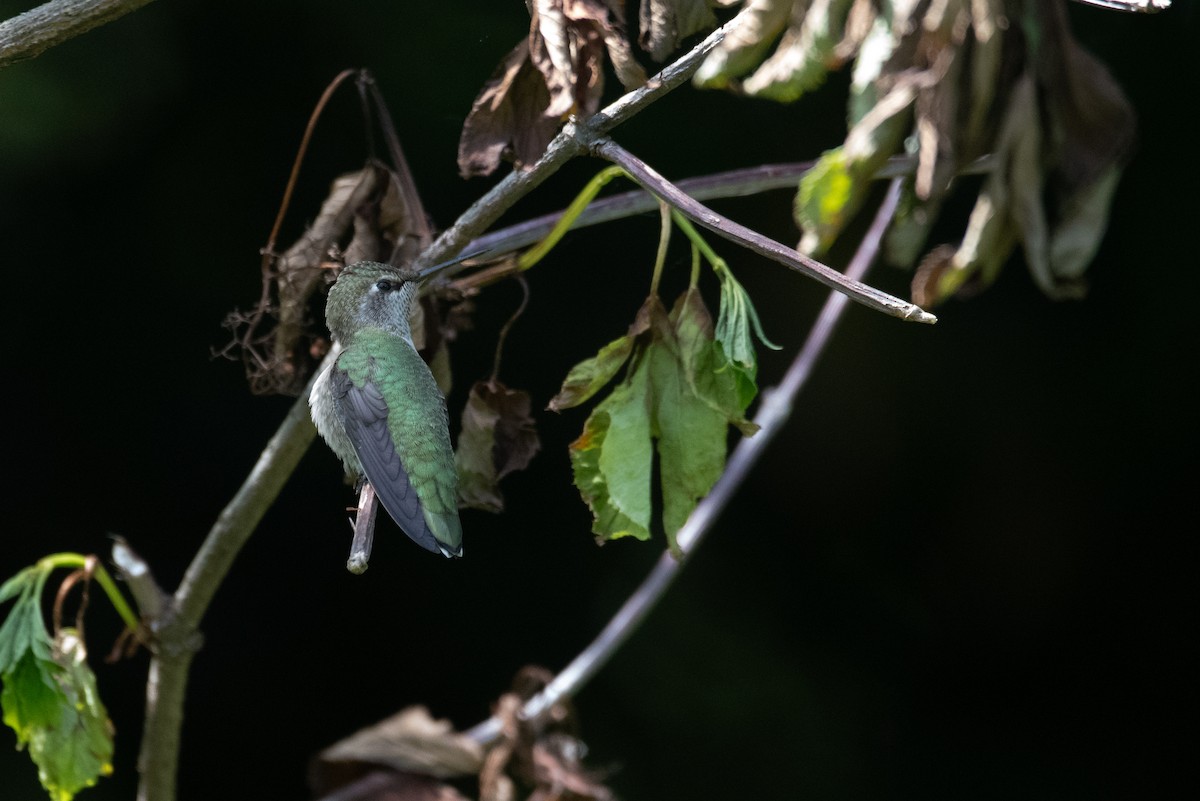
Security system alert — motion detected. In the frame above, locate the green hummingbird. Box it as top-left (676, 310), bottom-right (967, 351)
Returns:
top-left (309, 258), bottom-right (464, 558)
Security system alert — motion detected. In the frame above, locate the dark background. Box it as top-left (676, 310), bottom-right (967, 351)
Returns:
top-left (0, 2), bottom-right (1192, 799)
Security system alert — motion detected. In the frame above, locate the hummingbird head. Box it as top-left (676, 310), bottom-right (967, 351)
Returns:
top-left (326, 261), bottom-right (421, 345)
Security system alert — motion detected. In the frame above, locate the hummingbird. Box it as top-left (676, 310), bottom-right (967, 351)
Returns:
top-left (309, 258), bottom-right (465, 559)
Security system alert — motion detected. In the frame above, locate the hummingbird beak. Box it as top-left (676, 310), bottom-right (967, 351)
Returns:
top-left (414, 247), bottom-right (493, 280)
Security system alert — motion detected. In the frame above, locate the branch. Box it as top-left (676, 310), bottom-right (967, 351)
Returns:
top-left (411, 4), bottom-right (755, 279)
top-left (0, 0), bottom-right (157, 68)
top-left (588, 137), bottom-right (935, 324)
top-left (466, 178), bottom-right (907, 745)
top-left (450, 154), bottom-right (993, 291)
top-left (134, 377), bottom-right (321, 801)
top-left (126, 11), bottom-right (755, 801)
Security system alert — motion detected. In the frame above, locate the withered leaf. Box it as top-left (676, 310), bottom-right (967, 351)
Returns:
top-left (528, 733), bottom-right (613, 801)
top-left (311, 705), bottom-right (483, 798)
top-left (701, 1), bottom-right (1134, 299)
top-left (456, 381), bottom-right (542, 513)
top-left (459, 1), bottom-right (645, 178)
top-left (458, 39), bottom-right (560, 178)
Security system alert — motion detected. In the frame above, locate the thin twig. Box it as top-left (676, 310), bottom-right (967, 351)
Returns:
top-left (449, 154), bottom-right (992, 290)
top-left (0, 0), bottom-right (157, 68)
top-left (589, 137), bottom-right (935, 324)
top-left (466, 178), bottom-right (906, 745)
top-left (136, 375), bottom-right (321, 801)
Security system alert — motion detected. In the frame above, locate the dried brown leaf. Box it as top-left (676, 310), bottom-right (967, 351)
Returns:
top-left (528, 734), bottom-right (613, 801)
top-left (458, 39), bottom-right (560, 178)
top-left (456, 381), bottom-right (542, 513)
top-left (459, 1), bottom-right (643, 178)
top-left (639, 0), bottom-right (719, 62)
top-left (312, 705), bottom-right (484, 786)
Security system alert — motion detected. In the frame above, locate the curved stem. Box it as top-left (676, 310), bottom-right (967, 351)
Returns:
top-left (37, 552), bottom-right (140, 632)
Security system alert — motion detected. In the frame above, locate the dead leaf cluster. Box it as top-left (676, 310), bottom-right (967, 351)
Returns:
top-left (695, 0), bottom-right (1136, 305)
top-left (308, 668), bottom-right (612, 801)
top-left (220, 161), bottom-right (435, 396)
top-left (459, 1), bottom-right (748, 177)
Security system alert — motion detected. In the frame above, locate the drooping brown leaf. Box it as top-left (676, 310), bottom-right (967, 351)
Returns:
top-left (480, 667), bottom-right (612, 801)
top-left (309, 706), bottom-right (483, 799)
top-left (458, 1), bottom-right (646, 178)
top-left (457, 39), bottom-right (560, 178)
top-left (456, 381), bottom-right (542, 513)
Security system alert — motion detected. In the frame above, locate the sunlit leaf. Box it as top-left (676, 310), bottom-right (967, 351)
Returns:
top-left (740, 0), bottom-right (856, 103)
top-left (693, 0), bottom-right (791, 89)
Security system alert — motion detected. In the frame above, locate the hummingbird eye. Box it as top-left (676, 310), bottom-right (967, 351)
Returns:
top-left (375, 279), bottom-right (395, 292)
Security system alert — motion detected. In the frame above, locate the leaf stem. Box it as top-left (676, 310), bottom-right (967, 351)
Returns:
top-left (671, 211), bottom-right (726, 271)
top-left (518, 166), bottom-right (626, 271)
top-left (649, 201), bottom-right (672, 297)
top-left (36, 552), bottom-right (140, 632)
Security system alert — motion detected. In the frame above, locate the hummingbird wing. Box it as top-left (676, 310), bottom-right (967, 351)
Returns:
top-left (330, 335), bottom-right (463, 557)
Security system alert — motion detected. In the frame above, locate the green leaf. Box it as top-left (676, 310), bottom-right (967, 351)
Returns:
top-left (26, 631), bottom-right (114, 801)
top-left (570, 356), bottom-right (654, 542)
top-left (548, 301), bottom-right (652, 411)
top-left (2, 651), bottom-right (65, 744)
top-left (672, 286), bottom-right (757, 436)
top-left (2, 565), bottom-right (116, 800)
top-left (0, 568), bottom-right (34, 604)
top-left (0, 590), bottom-right (51, 676)
top-left (2, 568), bottom-right (69, 748)
top-left (456, 380), bottom-right (541, 513)
top-left (651, 296), bottom-right (730, 552)
top-left (795, 78), bottom-right (914, 255)
top-left (568, 286), bottom-right (772, 550)
top-left (714, 264), bottom-right (779, 413)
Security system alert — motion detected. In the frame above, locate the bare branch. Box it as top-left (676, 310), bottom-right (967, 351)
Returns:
top-left (589, 137), bottom-right (936, 324)
top-left (0, 0), bottom-right (157, 68)
top-left (452, 155), bottom-right (994, 281)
